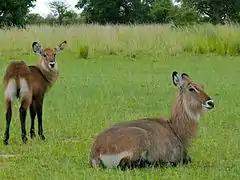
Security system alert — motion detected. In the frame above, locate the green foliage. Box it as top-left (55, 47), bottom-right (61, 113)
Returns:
top-left (170, 5), bottom-right (199, 27)
top-left (25, 1), bottom-right (84, 26)
top-left (150, 0), bottom-right (173, 23)
top-left (1, 0), bottom-right (240, 27)
top-left (49, 0), bottom-right (71, 25)
top-left (63, 10), bottom-right (83, 25)
top-left (75, 0), bottom-right (154, 24)
top-left (44, 14), bottom-right (58, 25)
top-left (178, 0), bottom-right (240, 24)
top-left (0, 0), bottom-right (36, 28)
top-left (26, 13), bottom-right (46, 25)
top-left (77, 44), bottom-right (89, 59)
top-left (74, 0), bottom-right (240, 25)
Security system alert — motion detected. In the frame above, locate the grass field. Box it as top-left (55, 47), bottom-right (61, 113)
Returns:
top-left (0, 24), bottom-right (239, 179)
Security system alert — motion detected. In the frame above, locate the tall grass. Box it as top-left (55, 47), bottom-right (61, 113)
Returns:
top-left (0, 23), bottom-right (240, 58)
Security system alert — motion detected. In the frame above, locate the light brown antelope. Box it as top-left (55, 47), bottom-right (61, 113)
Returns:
top-left (89, 71), bottom-right (215, 170)
top-left (3, 40), bottom-right (67, 145)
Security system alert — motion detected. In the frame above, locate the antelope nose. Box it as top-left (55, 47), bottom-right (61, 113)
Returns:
top-left (206, 99), bottom-right (214, 108)
top-left (49, 62), bottom-right (55, 68)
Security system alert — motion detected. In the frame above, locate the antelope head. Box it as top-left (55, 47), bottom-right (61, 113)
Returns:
top-left (172, 71), bottom-right (214, 119)
top-left (32, 41), bottom-right (67, 72)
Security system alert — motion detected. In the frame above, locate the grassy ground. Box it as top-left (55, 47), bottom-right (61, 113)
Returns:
top-left (0, 25), bottom-right (239, 179)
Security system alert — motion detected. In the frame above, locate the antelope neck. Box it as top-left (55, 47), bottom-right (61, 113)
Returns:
top-left (169, 93), bottom-right (199, 147)
top-left (37, 62), bottom-right (59, 86)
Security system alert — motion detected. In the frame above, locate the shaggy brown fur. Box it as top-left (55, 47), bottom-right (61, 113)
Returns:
top-left (3, 41), bottom-right (67, 145)
top-left (89, 71), bottom-right (215, 170)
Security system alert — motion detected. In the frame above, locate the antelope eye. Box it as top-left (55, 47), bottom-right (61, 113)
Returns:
top-left (43, 54), bottom-right (47, 57)
top-left (188, 87), bottom-right (195, 92)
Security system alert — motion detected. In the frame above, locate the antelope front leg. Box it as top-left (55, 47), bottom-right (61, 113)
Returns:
top-left (29, 101), bottom-right (37, 138)
top-left (182, 150), bottom-right (192, 165)
top-left (36, 98), bottom-right (45, 141)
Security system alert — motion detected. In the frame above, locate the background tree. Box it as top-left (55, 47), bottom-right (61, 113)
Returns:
top-left (63, 10), bottom-right (83, 25)
top-left (26, 13), bottom-right (45, 25)
top-left (2, 0), bottom-right (240, 27)
top-left (75, 0), bottom-right (154, 24)
top-left (170, 4), bottom-right (200, 27)
top-left (0, 0), bottom-right (36, 28)
top-left (176, 0), bottom-right (240, 24)
top-left (150, 0), bottom-right (173, 23)
top-left (45, 14), bottom-right (58, 25)
top-left (49, 0), bottom-right (70, 25)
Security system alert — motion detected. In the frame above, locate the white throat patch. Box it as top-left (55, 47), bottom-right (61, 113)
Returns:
top-left (183, 101), bottom-right (200, 122)
top-left (41, 60), bottom-right (49, 72)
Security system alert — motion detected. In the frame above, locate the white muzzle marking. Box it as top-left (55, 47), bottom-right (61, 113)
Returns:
top-left (202, 99), bottom-right (214, 111)
top-left (48, 61), bottom-right (57, 71)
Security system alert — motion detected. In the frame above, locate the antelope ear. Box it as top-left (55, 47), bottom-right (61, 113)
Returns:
top-left (181, 73), bottom-right (189, 78)
top-left (172, 71), bottom-right (184, 88)
top-left (181, 72), bottom-right (190, 79)
top-left (32, 42), bottom-right (43, 56)
top-left (54, 40), bottom-right (67, 52)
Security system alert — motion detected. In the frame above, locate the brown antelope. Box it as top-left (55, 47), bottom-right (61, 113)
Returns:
top-left (89, 71), bottom-right (215, 170)
top-left (3, 40), bottom-right (67, 145)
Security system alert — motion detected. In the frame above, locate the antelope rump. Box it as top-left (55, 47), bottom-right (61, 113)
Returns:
top-left (2, 40), bottom-right (67, 145)
top-left (89, 71), bottom-right (215, 170)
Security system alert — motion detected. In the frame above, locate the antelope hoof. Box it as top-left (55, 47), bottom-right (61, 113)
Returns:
top-left (165, 162), bottom-right (178, 167)
top-left (3, 139), bottom-right (8, 145)
top-left (30, 132), bottom-right (36, 139)
top-left (22, 136), bottom-right (28, 144)
top-left (39, 134), bottom-right (45, 141)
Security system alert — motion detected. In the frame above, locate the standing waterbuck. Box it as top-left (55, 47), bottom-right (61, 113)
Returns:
top-left (3, 40), bottom-right (67, 145)
top-left (89, 71), bottom-right (215, 170)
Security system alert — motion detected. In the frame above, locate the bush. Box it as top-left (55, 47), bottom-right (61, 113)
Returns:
top-left (170, 5), bottom-right (200, 28)
top-left (77, 44), bottom-right (89, 59)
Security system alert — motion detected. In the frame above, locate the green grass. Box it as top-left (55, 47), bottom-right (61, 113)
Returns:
top-left (0, 24), bottom-right (239, 179)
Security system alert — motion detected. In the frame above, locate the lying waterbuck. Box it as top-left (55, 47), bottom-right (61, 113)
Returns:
top-left (89, 71), bottom-right (215, 170)
top-left (3, 40), bottom-right (67, 145)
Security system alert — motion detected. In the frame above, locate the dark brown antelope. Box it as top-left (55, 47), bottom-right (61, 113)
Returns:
top-left (89, 71), bottom-right (215, 170)
top-left (3, 40), bottom-right (67, 145)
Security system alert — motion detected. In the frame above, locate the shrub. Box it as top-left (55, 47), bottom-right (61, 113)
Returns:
top-left (77, 44), bottom-right (89, 59)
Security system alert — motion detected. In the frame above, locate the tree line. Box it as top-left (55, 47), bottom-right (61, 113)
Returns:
top-left (1, 0), bottom-right (240, 28)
